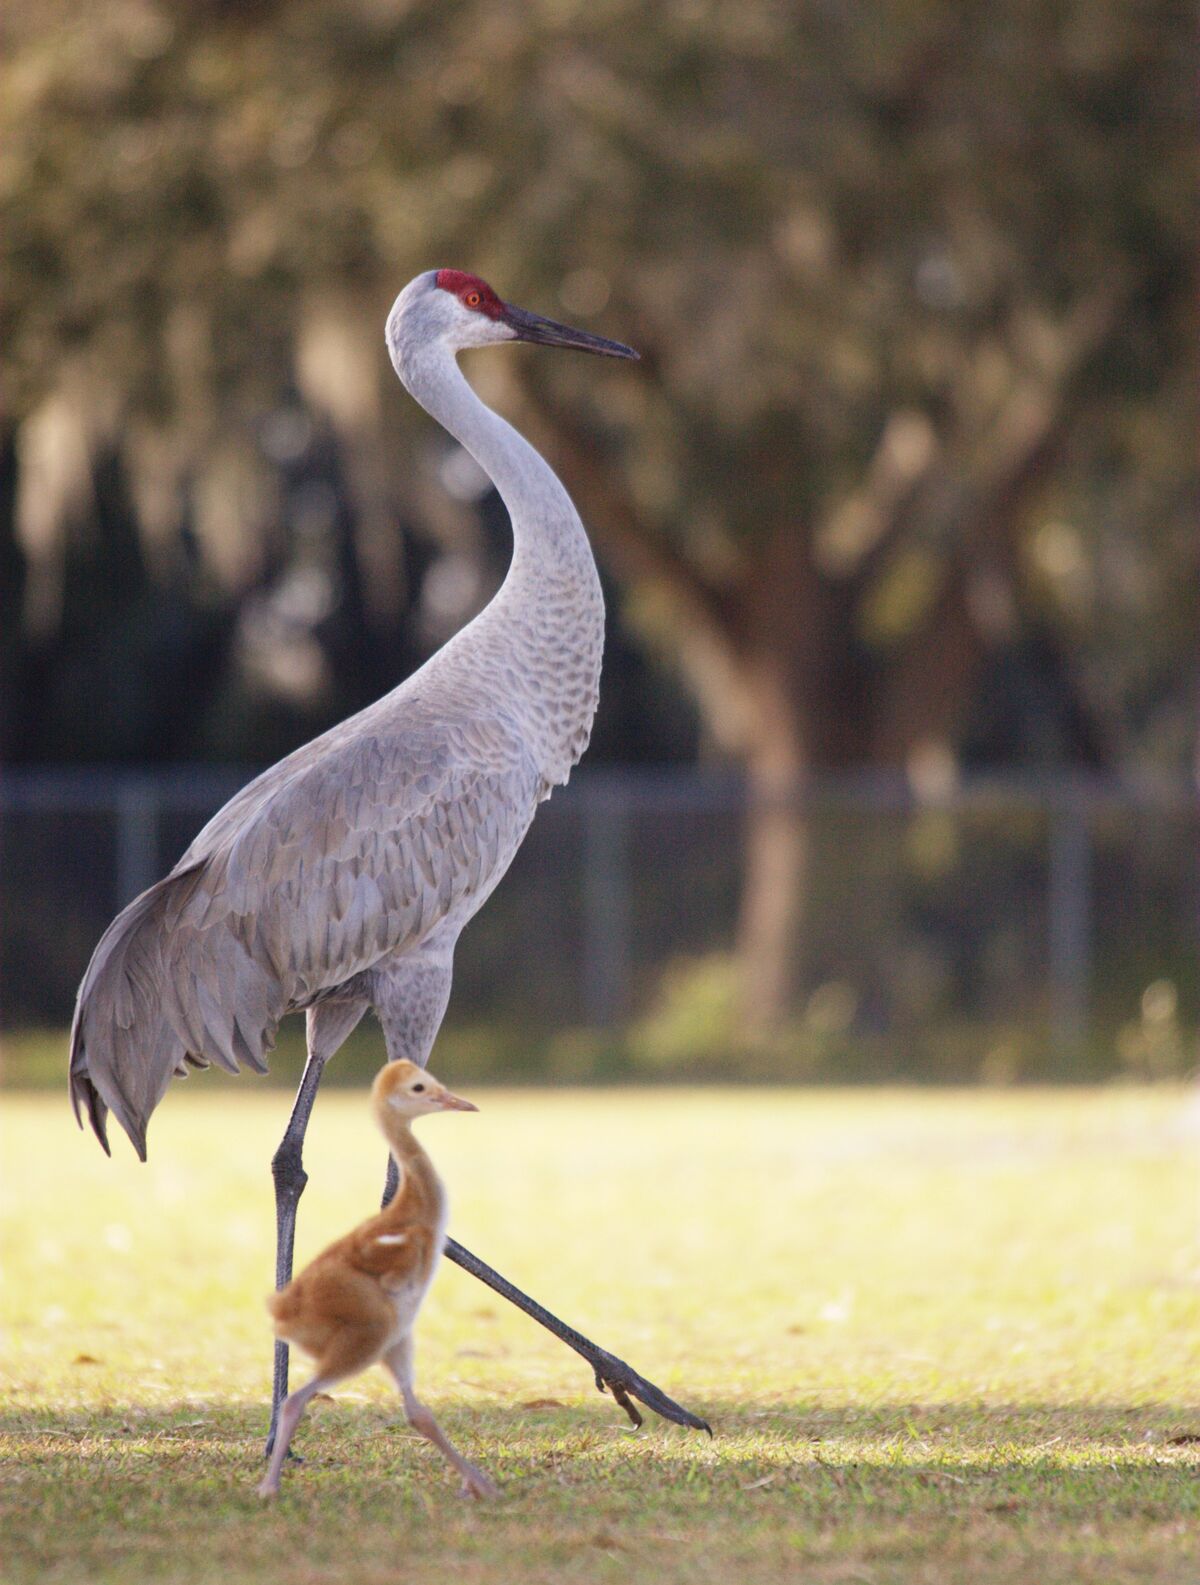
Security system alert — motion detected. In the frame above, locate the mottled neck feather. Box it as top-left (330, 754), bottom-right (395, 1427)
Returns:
top-left (398, 343), bottom-right (606, 785)
top-left (379, 1119), bottom-right (443, 1224)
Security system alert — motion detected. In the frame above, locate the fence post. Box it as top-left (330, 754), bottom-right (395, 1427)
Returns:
top-left (581, 778), bottom-right (631, 1028)
top-left (1048, 789), bottom-right (1092, 1051)
top-left (114, 777), bottom-right (159, 909)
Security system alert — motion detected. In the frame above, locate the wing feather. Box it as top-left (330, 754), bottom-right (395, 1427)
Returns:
top-left (70, 713), bottom-right (539, 1157)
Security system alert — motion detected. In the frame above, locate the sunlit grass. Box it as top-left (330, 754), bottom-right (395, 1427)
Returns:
top-left (2, 1083), bottom-right (1198, 1583)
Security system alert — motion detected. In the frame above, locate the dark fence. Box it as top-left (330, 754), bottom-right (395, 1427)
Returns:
top-left (1, 767), bottom-right (1196, 1077)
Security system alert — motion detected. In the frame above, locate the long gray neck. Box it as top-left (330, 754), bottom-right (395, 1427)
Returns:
top-left (398, 343), bottom-right (605, 784)
top-left (400, 344), bottom-right (577, 552)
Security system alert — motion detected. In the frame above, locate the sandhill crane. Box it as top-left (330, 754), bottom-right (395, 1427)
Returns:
top-left (70, 268), bottom-right (710, 1446)
top-left (258, 1060), bottom-right (496, 1500)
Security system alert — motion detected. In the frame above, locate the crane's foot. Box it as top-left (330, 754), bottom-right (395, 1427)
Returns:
top-left (263, 1420), bottom-right (304, 1463)
top-left (587, 1348), bottom-right (712, 1435)
top-left (442, 1237), bottom-right (712, 1435)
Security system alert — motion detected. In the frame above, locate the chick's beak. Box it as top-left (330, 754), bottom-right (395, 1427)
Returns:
top-left (436, 1087), bottom-right (478, 1112)
top-left (502, 303), bottom-right (639, 360)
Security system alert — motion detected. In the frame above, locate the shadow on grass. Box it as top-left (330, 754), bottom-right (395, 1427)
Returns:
top-left (4, 1401), bottom-right (1197, 1585)
top-left (5, 1397), bottom-right (1198, 1462)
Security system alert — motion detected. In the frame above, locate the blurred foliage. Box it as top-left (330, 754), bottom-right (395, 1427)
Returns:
top-left (632, 953), bottom-right (745, 1070)
top-left (0, 0), bottom-right (1194, 1034)
top-left (1, 0), bottom-right (1193, 766)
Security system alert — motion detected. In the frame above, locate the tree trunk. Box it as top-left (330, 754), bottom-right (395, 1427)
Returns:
top-left (722, 648), bottom-right (812, 1037)
top-left (0, 423), bottom-right (23, 760)
top-left (516, 291), bottom-right (1126, 1036)
top-left (738, 745), bottom-right (809, 1036)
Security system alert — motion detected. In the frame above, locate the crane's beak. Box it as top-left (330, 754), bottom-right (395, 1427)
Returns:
top-left (503, 304), bottom-right (639, 360)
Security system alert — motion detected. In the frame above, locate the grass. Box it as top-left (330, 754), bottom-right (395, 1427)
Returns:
top-left (1, 1079), bottom-right (1198, 1583)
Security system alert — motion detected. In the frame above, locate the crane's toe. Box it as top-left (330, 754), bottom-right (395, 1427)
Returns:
top-left (592, 1358), bottom-right (713, 1435)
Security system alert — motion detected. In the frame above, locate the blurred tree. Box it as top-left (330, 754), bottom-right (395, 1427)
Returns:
top-left (1, 0), bottom-right (1193, 1025)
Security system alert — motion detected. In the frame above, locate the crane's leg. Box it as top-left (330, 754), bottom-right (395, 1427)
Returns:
top-left (379, 1160), bottom-right (708, 1432)
top-left (381, 1151), bottom-right (400, 1209)
top-left (375, 949), bottom-right (455, 1211)
top-left (441, 1237), bottom-right (712, 1435)
top-left (373, 953), bottom-right (710, 1434)
top-left (380, 1158), bottom-right (708, 1432)
top-left (383, 1335), bottom-right (498, 1499)
top-left (265, 997), bottom-right (367, 1456)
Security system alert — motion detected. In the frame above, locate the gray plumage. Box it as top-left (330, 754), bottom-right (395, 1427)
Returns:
top-left (70, 270), bottom-right (626, 1159)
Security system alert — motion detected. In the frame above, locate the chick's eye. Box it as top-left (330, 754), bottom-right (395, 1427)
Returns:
top-left (412, 1083), bottom-right (425, 1093)
top-left (465, 292), bottom-right (481, 308)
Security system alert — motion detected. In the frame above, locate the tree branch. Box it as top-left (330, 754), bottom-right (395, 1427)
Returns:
top-left (867, 280), bottom-right (1133, 763)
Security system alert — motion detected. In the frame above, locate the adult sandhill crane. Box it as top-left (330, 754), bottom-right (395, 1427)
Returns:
top-left (259, 1061), bottom-right (495, 1501)
top-left (70, 268), bottom-right (710, 1445)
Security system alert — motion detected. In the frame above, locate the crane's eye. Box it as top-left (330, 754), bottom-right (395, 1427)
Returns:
top-left (465, 291), bottom-right (481, 308)
top-left (412, 1082), bottom-right (425, 1093)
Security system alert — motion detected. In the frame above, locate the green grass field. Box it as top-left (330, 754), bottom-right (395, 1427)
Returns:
top-left (2, 1082), bottom-right (1197, 1583)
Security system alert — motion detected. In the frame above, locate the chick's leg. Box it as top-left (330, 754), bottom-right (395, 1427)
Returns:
top-left (383, 1336), bottom-right (498, 1500)
top-left (258, 1374), bottom-right (332, 1499)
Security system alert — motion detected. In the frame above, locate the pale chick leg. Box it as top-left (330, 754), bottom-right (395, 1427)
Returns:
top-left (258, 1374), bottom-right (335, 1498)
top-left (384, 1335), bottom-right (498, 1500)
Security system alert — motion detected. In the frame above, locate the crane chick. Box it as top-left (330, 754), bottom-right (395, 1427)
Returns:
top-left (257, 1060), bottom-right (495, 1500)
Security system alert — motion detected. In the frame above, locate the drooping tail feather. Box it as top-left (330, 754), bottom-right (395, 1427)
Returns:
top-left (69, 862), bottom-right (285, 1160)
